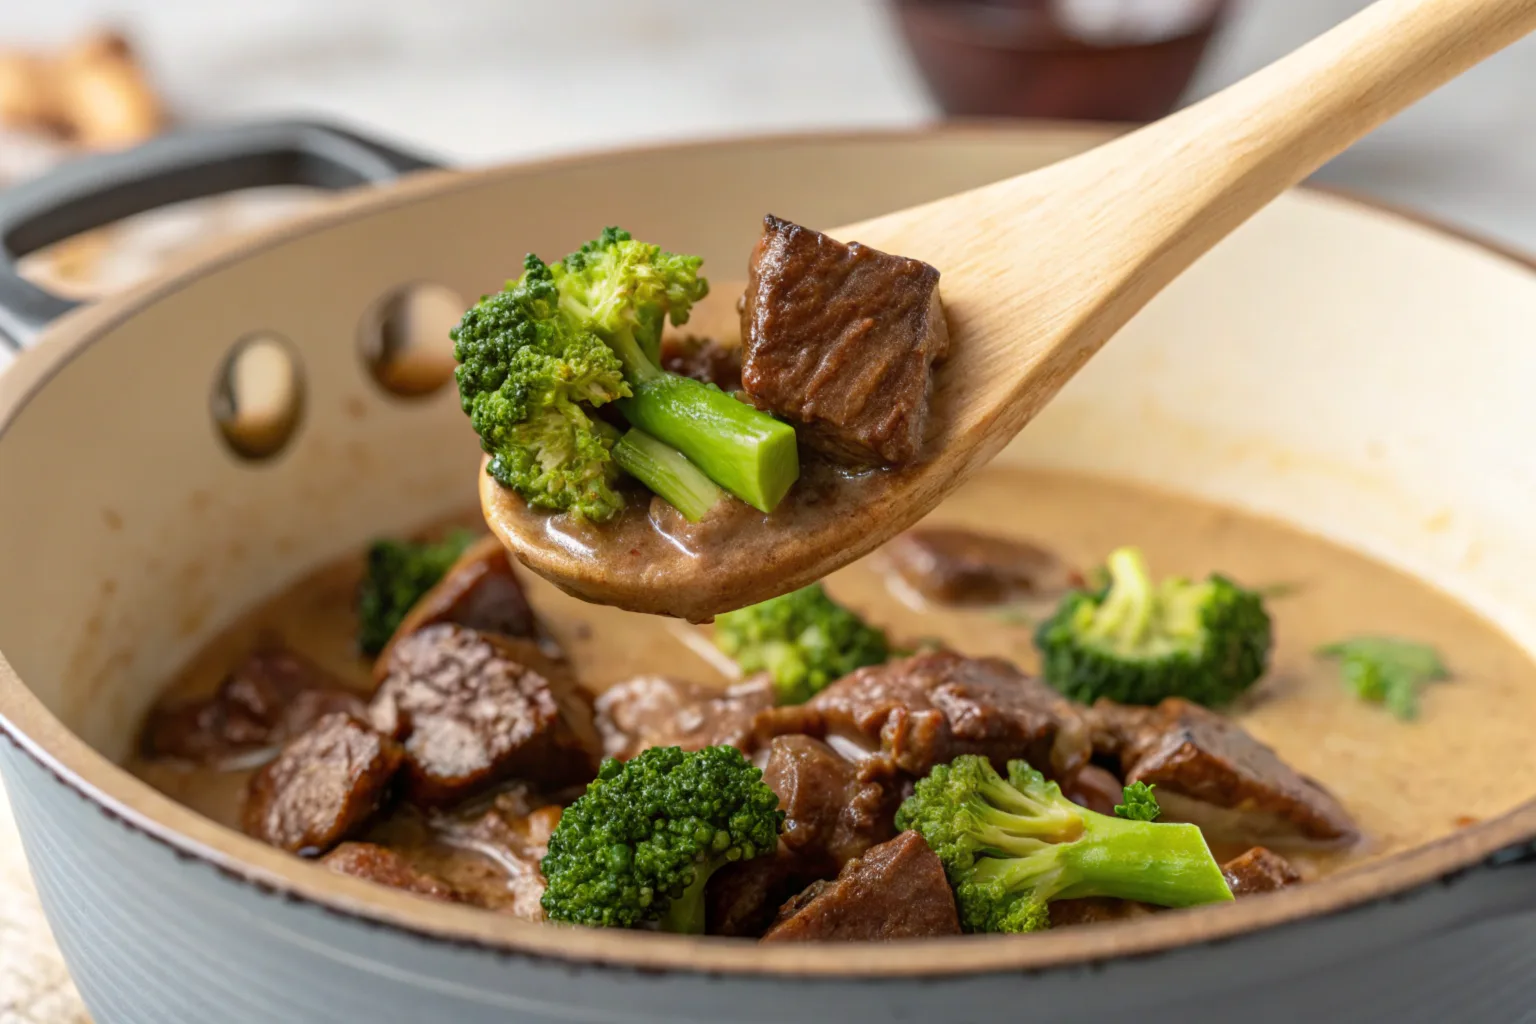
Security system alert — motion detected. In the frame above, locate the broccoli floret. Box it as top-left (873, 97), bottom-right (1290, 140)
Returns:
top-left (1317, 636), bottom-right (1448, 720)
top-left (452, 253), bottom-right (630, 520)
top-left (539, 745), bottom-right (783, 933)
top-left (896, 756), bottom-right (1231, 933)
top-left (714, 583), bottom-right (890, 704)
top-left (455, 229), bottom-right (799, 520)
top-left (1114, 781), bottom-right (1161, 822)
top-left (356, 529), bottom-right (476, 655)
top-left (1034, 547), bottom-right (1272, 707)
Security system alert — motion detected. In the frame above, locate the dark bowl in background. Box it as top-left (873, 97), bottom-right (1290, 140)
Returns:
top-left (893, 0), bottom-right (1232, 123)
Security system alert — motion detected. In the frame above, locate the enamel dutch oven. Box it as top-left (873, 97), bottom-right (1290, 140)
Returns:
top-left (0, 121), bottom-right (1534, 1024)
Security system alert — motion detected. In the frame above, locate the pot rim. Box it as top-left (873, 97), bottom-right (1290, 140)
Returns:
top-left (1, 121), bottom-right (1534, 980)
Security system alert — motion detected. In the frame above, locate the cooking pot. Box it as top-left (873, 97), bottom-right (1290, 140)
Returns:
top-left (0, 120), bottom-right (1533, 1024)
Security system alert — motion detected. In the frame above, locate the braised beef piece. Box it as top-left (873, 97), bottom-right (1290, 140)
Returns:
top-left (1090, 698), bottom-right (1357, 845)
top-left (882, 527), bottom-right (1083, 607)
top-left (1060, 763), bottom-right (1124, 818)
top-left (1049, 898), bottom-right (1156, 928)
top-left (593, 674), bottom-right (776, 761)
top-left (1222, 846), bottom-right (1303, 897)
top-left (320, 842), bottom-right (459, 902)
top-left (362, 784), bottom-right (563, 920)
top-left (761, 831), bottom-right (961, 942)
top-left (370, 624), bottom-right (601, 807)
top-left (708, 736), bottom-right (901, 937)
top-left (766, 735), bottom-right (899, 871)
top-left (243, 713), bottom-right (403, 854)
top-left (740, 214), bottom-right (950, 467)
top-left (752, 651), bottom-right (1092, 782)
top-left (660, 334), bottom-right (743, 393)
top-left (374, 536), bottom-right (550, 681)
top-left (141, 646), bottom-right (366, 766)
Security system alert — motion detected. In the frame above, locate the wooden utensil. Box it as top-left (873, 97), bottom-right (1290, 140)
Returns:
top-left (487, 0), bottom-right (1536, 621)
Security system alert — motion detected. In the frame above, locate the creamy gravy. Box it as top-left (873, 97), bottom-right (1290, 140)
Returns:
top-left (132, 465), bottom-right (1536, 882)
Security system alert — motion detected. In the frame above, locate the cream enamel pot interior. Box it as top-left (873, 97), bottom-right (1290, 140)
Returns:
top-left (0, 121), bottom-right (1535, 1024)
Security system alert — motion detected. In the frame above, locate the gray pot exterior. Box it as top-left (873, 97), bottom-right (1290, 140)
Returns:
top-left (6, 742), bottom-right (1536, 1024)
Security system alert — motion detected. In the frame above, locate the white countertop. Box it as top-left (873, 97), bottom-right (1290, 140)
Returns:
top-left (3, 0), bottom-right (1536, 251)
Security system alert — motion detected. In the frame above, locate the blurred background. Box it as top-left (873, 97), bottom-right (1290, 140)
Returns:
top-left (2, 0), bottom-right (1535, 302)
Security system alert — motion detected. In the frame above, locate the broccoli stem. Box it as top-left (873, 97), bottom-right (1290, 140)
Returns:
top-left (658, 863), bottom-right (715, 935)
top-left (1087, 548), bottom-right (1154, 649)
top-left (620, 375), bottom-right (799, 515)
top-left (1052, 813), bottom-right (1233, 907)
top-left (612, 429), bottom-right (724, 522)
top-left (597, 323), bottom-right (799, 513)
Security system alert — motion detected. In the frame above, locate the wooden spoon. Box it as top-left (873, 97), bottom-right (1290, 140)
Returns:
top-left (486, 0), bottom-right (1536, 621)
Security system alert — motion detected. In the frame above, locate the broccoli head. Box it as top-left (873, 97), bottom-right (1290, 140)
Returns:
top-left (714, 583), bottom-right (890, 704)
top-left (452, 253), bottom-right (630, 520)
top-left (356, 529), bottom-right (476, 655)
top-left (1034, 547), bottom-right (1272, 707)
top-left (1317, 636), bottom-right (1448, 720)
top-left (553, 226), bottom-right (708, 369)
top-left (896, 755), bottom-right (1230, 933)
top-left (539, 745), bottom-right (783, 933)
top-left (455, 230), bottom-right (798, 519)
top-left (1114, 781), bottom-right (1161, 822)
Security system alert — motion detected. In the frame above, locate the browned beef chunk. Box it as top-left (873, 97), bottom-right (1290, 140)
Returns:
top-left (708, 848), bottom-right (803, 937)
top-left (660, 334), bottom-right (743, 393)
top-left (760, 832), bottom-right (961, 942)
top-left (243, 713), bottom-right (403, 854)
top-left (1060, 763), bottom-right (1124, 818)
top-left (374, 535), bottom-right (550, 681)
top-left (1049, 898), bottom-right (1156, 928)
top-left (1222, 846), bottom-right (1303, 897)
top-left (320, 842), bottom-right (459, 902)
top-left (363, 785), bottom-right (562, 920)
top-left (752, 651), bottom-right (1092, 782)
top-left (141, 646), bottom-right (366, 767)
top-left (740, 214), bottom-right (950, 467)
top-left (370, 624), bottom-right (601, 807)
top-left (593, 674), bottom-right (776, 761)
top-left (766, 735), bottom-right (899, 871)
top-left (1091, 698), bottom-right (1357, 845)
top-left (882, 527), bottom-right (1083, 607)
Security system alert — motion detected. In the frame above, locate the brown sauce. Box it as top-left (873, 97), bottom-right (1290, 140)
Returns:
top-left (131, 465), bottom-right (1536, 900)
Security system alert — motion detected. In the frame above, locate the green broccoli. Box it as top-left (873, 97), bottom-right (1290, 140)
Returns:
top-left (454, 228), bottom-right (798, 521)
top-left (896, 756), bottom-right (1231, 934)
top-left (1034, 547), bottom-right (1272, 707)
top-left (714, 583), bottom-right (890, 705)
top-left (356, 529), bottom-right (476, 655)
top-left (539, 745), bottom-right (783, 933)
top-left (611, 427), bottom-right (723, 523)
top-left (1316, 636), bottom-right (1448, 721)
top-left (1114, 781), bottom-right (1160, 822)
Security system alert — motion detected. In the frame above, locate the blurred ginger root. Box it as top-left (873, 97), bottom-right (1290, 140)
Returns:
top-left (0, 28), bottom-right (165, 148)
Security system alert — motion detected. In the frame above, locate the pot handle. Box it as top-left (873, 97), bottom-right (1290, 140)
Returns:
top-left (0, 119), bottom-right (440, 350)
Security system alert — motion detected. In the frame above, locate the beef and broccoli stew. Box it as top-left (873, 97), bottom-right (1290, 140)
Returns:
top-left (132, 468), bottom-right (1536, 941)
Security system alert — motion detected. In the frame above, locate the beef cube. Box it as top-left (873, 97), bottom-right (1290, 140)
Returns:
top-left (593, 674), bottom-right (776, 761)
top-left (1048, 898), bottom-right (1155, 928)
top-left (660, 334), bottom-right (743, 393)
top-left (765, 735), bottom-right (899, 871)
top-left (141, 646), bottom-right (366, 767)
top-left (1222, 846), bottom-right (1303, 897)
top-left (1059, 763), bottom-right (1125, 819)
top-left (430, 796), bottom-right (564, 919)
top-left (320, 842), bottom-right (459, 902)
top-left (370, 624), bottom-right (601, 807)
top-left (1091, 698), bottom-right (1358, 845)
top-left (708, 847), bottom-right (805, 938)
top-left (760, 831), bottom-right (961, 942)
top-left (882, 527), bottom-right (1082, 607)
top-left (243, 713), bottom-right (402, 854)
top-left (374, 535), bottom-right (550, 681)
top-left (752, 651), bottom-right (1092, 782)
top-left (740, 215), bottom-right (949, 467)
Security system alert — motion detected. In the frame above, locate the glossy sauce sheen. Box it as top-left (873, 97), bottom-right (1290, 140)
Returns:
top-left (133, 467), bottom-right (1536, 886)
